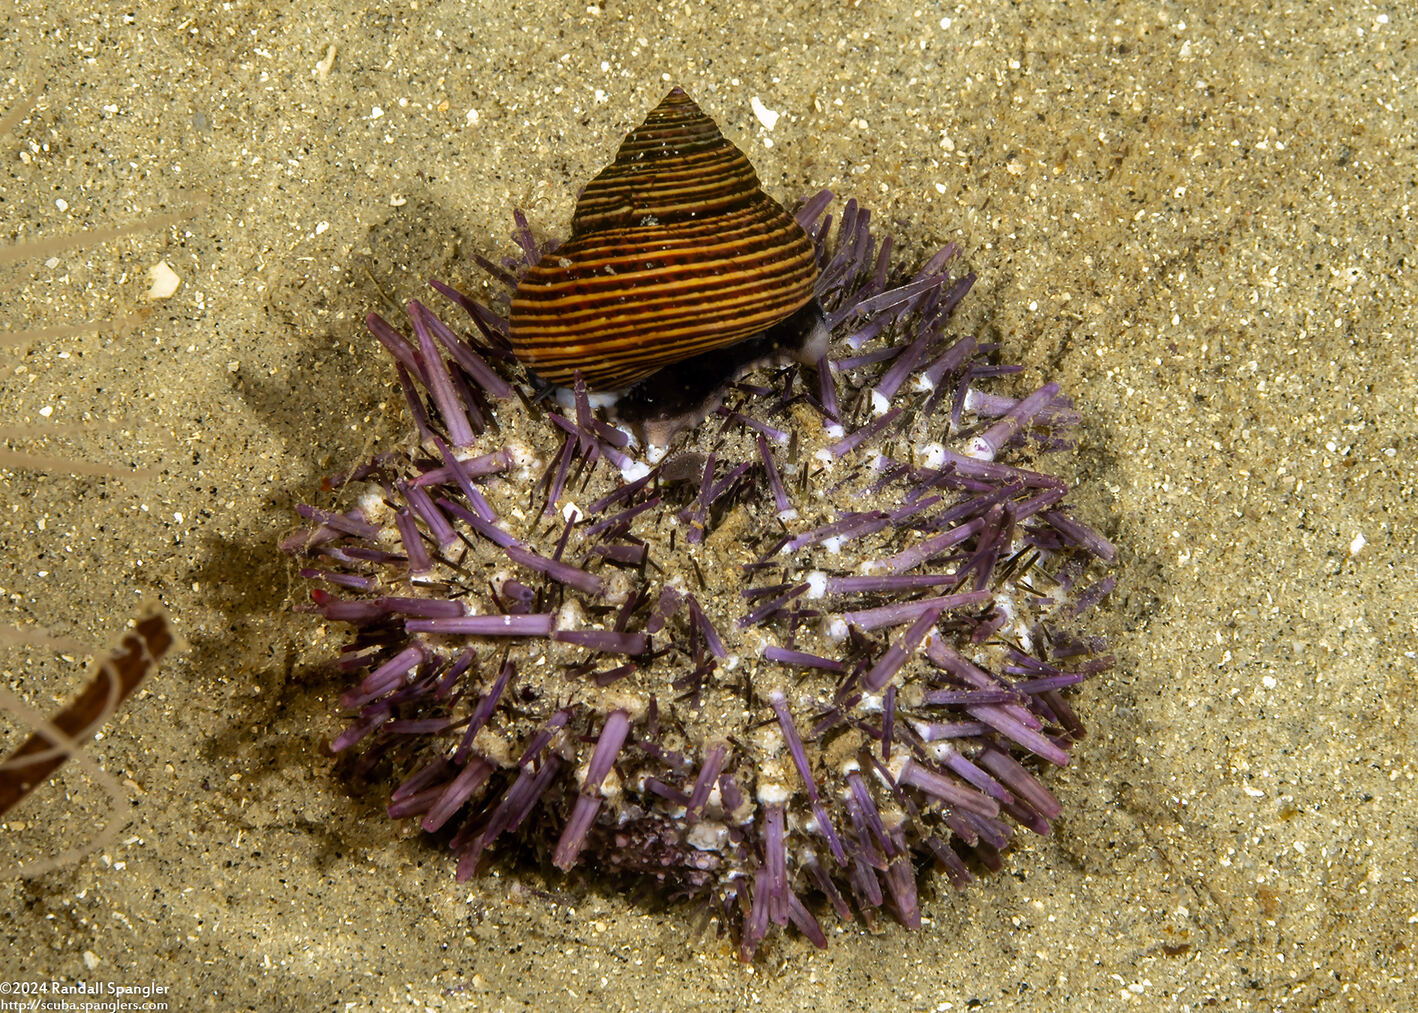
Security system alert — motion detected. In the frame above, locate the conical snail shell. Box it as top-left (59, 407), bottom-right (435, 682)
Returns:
top-left (508, 87), bottom-right (819, 391)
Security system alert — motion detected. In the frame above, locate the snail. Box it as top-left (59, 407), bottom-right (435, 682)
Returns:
top-left (509, 87), bottom-right (825, 395)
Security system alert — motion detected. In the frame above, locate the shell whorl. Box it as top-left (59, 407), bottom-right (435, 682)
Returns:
top-left (508, 87), bottom-right (819, 391)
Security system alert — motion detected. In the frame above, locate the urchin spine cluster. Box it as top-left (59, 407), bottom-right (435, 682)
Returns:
top-left (283, 191), bottom-right (1115, 958)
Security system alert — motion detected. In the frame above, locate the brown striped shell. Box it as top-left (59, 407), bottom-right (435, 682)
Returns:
top-left (508, 87), bottom-right (819, 391)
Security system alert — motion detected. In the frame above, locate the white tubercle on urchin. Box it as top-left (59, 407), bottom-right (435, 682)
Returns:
top-left (501, 438), bottom-right (542, 480)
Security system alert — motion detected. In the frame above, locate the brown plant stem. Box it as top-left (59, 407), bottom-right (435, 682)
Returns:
top-left (0, 611), bottom-right (174, 818)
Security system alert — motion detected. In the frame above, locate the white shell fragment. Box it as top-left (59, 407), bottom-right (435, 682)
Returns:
top-left (146, 261), bottom-right (180, 300)
top-left (750, 96), bottom-right (781, 130)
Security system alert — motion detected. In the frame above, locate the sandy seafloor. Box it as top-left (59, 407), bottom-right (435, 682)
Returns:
top-left (1, 1), bottom-right (1414, 1010)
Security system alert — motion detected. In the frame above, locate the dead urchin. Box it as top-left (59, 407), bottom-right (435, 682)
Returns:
top-left (282, 90), bottom-right (1116, 959)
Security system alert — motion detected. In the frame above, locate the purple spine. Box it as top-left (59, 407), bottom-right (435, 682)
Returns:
top-left (552, 710), bottom-right (632, 870)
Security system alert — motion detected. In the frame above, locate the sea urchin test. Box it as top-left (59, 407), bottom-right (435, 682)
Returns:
top-left (283, 87), bottom-right (1117, 959)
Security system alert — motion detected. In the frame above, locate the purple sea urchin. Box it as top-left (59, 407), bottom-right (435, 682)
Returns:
top-left (283, 98), bottom-right (1116, 959)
